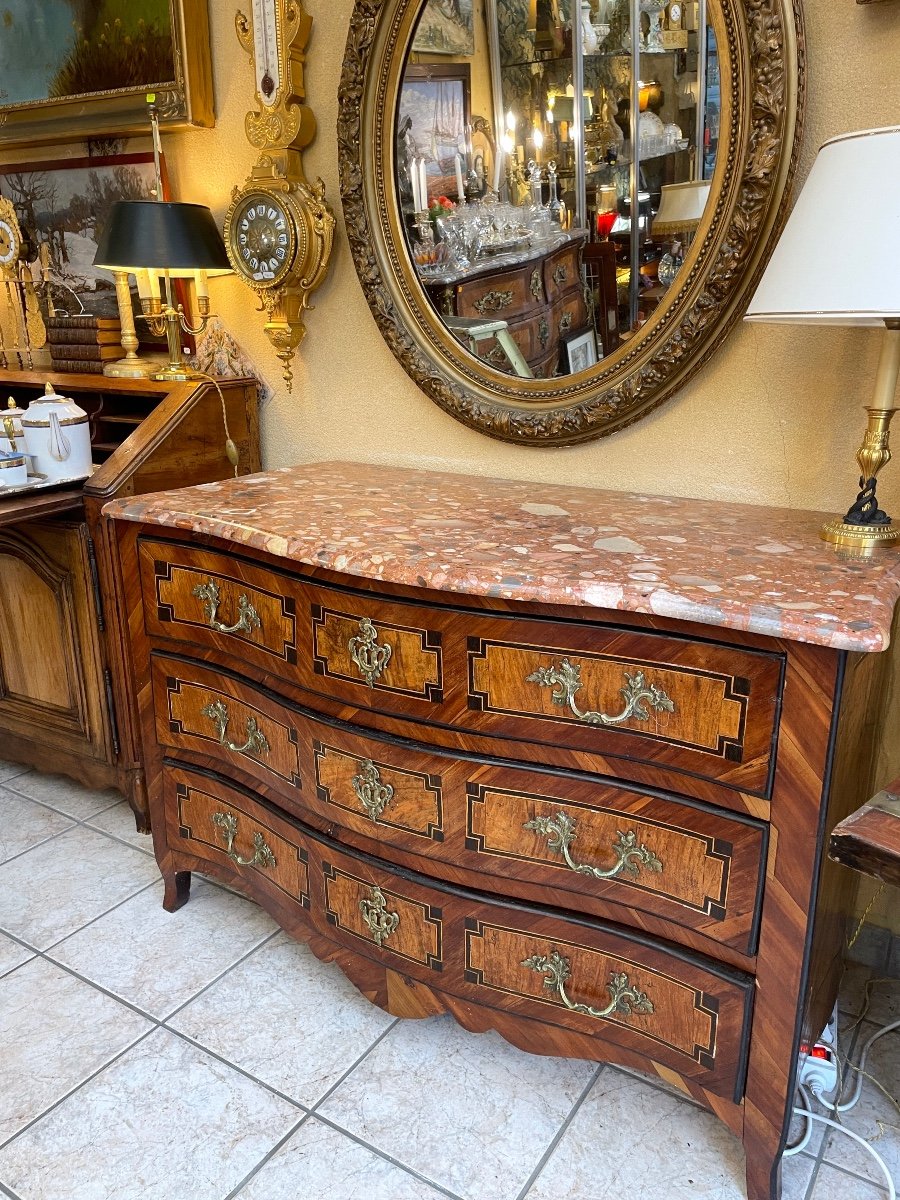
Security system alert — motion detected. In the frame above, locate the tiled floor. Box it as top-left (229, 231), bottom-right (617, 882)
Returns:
top-left (0, 762), bottom-right (898, 1200)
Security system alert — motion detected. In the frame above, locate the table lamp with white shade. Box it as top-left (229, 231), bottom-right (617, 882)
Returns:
top-left (745, 126), bottom-right (900, 551)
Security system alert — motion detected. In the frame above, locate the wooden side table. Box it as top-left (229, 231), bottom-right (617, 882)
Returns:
top-left (830, 777), bottom-right (900, 888)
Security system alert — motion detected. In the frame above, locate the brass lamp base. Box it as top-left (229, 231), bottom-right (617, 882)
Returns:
top-left (820, 516), bottom-right (900, 552)
top-left (151, 365), bottom-right (205, 383)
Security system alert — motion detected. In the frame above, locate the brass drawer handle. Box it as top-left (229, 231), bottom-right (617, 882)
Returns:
top-left (522, 950), bottom-right (654, 1021)
top-left (212, 811), bottom-right (276, 870)
top-left (352, 759), bottom-right (394, 821)
top-left (201, 699), bottom-right (270, 758)
top-left (526, 659), bottom-right (676, 726)
top-left (558, 311), bottom-right (573, 335)
top-left (530, 268), bottom-right (542, 302)
top-left (192, 578), bottom-right (261, 636)
top-left (524, 812), bottom-right (663, 881)
top-left (359, 885), bottom-right (399, 946)
top-left (474, 288), bottom-right (514, 314)
top-left (348, 616), bottom-right (393, 687)
top-left (553, 263), bottom-right (569, 285)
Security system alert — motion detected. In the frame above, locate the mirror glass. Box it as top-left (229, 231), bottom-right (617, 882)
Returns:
top-left (396, 0), bottom-right (720, 381)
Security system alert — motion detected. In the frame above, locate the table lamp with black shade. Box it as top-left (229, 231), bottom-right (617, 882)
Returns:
top-left (93, 200), bottom-right (232, 383)
top-left (745, 126), bottom-right (900, 553)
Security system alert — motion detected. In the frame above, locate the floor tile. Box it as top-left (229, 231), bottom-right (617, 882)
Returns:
top-left (4, 773), bottom-right (119, 822)
top-left (821, 1023), bottom-right (900, 1186)
top-left (0, 788), bottom-right (75, 865)
top-left (320, 1015), bottom-right (595, 1200)
top-left (839, 963), bottom-right (900, 1028)
top-left (780, 1152), bottom-right (819, 1200)
top-left (49, 879), bottom-right (276, 1019)
top-left (0, 957), bottom-right (151, 1144)
top-left (0, 762), bottom-right (29, 784)
top-left (170, 933), bottom-right (395, 1105)
top-left (233, 1117), bottom-right (451, 1200)
top-left (84, 802), bottom-right (154, 855)
top-left (0, 934), bottom-right (32, 980)
top-left (809, 1162), bottom-right (890, 1198)
top-left (0, 825), bottom-right (160, 950)
top-left (526, 1069), bottom-right (747, 1200)
top-left (0, 1028), bottom-right (301, 1200)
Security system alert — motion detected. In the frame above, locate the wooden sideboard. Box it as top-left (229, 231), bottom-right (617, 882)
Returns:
top-left (105, 462), bottom-right (900, 1200)
top-left (425, 237), bottom-right (588, 377)
top-left (0, 371), bottom-right (260, 828)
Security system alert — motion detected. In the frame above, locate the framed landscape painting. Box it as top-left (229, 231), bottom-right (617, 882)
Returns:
top-left (0, 0), bottom-right (214, 148)
top-left (412, 0), bottom-right (476, 55)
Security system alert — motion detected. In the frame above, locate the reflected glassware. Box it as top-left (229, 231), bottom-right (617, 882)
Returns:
top-left (547, 161), bottom-right (567, 227)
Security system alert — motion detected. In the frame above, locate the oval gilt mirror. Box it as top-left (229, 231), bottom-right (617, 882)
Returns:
top-left (339, 0), bottom-right (804, 445)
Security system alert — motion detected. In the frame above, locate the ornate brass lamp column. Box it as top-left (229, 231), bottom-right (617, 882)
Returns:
top-left (747, 127), bottom-right (900, 552)
top-left (820, 322), bottom-right (900, 549)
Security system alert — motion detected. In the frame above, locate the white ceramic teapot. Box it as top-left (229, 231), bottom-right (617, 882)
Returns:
top-left (22, 383), bottom-right (93, 484)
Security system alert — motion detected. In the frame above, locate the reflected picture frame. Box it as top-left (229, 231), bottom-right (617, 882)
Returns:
top-left (562, 328), bottom-right (599, 374)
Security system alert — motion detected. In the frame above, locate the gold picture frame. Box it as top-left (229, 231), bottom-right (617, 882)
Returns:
top-left (0, 0), bottom-right (214, 148)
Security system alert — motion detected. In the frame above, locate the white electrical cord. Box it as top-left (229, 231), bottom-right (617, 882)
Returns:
top-left (791, 1106), bottom-right (896, 1199)
top-left (783, 1084), bottom-right (815, 1157)
top-left (835, 1017), bottom-right (900, 1113)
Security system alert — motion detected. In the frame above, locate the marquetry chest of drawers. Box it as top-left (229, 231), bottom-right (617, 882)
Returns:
top-left (105, 462), bottom-right (900, 1200)
top-left (425, 237), bottom-right (588, 377)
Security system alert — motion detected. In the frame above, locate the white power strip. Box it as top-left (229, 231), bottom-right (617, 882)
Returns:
top-left (798, 1043), bottom-right (839, 1098)
top-left (797, 1003), bottom-right (840, 1099)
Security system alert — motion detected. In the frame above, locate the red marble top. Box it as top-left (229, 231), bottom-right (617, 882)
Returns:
top-left (104, 461), bottom-right (900, 653)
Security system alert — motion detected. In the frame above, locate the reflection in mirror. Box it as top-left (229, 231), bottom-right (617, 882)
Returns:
top-left (396, 0), bottom-right (719, 381)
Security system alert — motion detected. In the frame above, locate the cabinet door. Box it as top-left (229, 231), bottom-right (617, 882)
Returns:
top-left (0, 521), bottom-right (110, 763)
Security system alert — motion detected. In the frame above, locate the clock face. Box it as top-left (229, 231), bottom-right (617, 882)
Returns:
top-left (669, 2), bottom-right (683, 21)
top-left (253, 0), bottom-right (280, 105)
top-left (0, 218), bottom-right (19, 268)
top-left (230, 194), bottom-right (295, 285)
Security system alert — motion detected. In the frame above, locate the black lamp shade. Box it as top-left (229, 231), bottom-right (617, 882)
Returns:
top-left (93, 201), bottom-right (232, 273)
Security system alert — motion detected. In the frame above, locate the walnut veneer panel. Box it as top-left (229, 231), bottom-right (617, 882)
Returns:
top-left (150, 654), bottom-right (766, 953)
top-left (139, 537), bottom-right (782, 798)
top-left (162, 764), bottom-right (752, 1099)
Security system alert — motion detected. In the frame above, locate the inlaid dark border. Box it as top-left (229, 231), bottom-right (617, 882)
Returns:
top-left (322, 862), bottom-right (444, 969)
top-left (312, 604), bottom-right (443, 701)
top-left (314, 739), bottom-right (444, 840)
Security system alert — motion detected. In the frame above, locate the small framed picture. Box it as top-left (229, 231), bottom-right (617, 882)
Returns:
top-left (563, 328), bottom-right (599, 374)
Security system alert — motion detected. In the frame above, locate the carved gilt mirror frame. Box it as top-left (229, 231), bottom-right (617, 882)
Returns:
top-left (338, 0), bottom-right (805, 446)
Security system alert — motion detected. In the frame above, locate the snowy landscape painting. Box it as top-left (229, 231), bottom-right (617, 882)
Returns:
top-left (0, 154), bottom-right (159, 320)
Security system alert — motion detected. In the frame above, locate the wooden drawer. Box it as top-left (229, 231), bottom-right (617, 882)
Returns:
top-left (140, 539), bottom-right (444, 715)
top-left (152, 656), bottom-right (766, 953)
top-left (544, 243), bottom-right (582, 304)
top-left (141, 538), bottom-right (782, 796)
top-left (161, 766), bottom-right (751, 1098)
top-left (480, 311), bottom-right (554, 370)
top-left (552, 291), bottom-right (588, 343)
top-left (172, 773), bottom-right (310, 908)
top-left (456, 263), bottom-right (543, 322)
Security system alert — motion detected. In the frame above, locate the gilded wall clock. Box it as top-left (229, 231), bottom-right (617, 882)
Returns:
top-left (225, 0), bottom-right (335, 391)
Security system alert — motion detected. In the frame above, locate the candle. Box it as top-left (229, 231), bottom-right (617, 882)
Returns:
top-left (506, 109), bottom-right (516, 133)
top-left (419, 160), bottom-right (428, 211)
top-left (135, 269), bottom-right (152, 301)
top-left (533, 128), bottom-right (544, 163)
top-left (455, 154), bottom-right (465, 202)
top-left (194, 269), bottom-right (209, 302)
top-left (492, 147), bottom-right (504, 195)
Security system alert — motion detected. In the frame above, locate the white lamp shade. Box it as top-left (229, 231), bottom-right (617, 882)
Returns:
top-left (746, 126), bottom-right (900, 325)
top-left (653, 180), bottom-right (711, 235)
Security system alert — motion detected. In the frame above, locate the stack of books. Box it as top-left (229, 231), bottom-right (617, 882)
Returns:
top-left (47, 316), bottom-right (122, 374)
